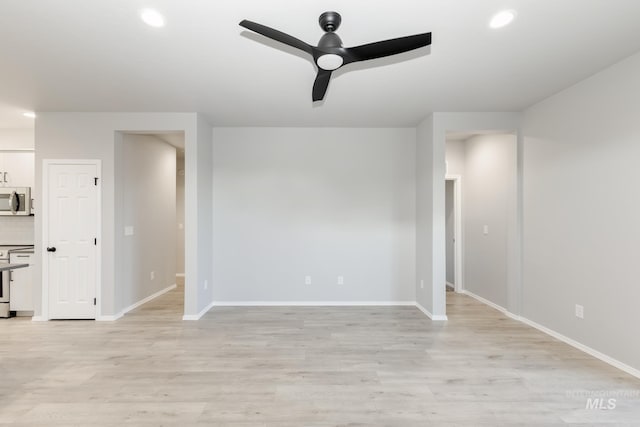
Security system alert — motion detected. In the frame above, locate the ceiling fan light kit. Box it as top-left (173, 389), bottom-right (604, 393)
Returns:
top-left (239, 11), bottom-right (432, 102)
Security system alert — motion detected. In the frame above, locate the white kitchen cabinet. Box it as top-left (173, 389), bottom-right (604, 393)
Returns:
top-left (9, 252), bottom-right (33, 312)
top-left (0, 152), bottom-right (35, 188)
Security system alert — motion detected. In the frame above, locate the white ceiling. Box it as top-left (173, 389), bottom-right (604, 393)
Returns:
top-left (1, 0), bottom-right (640, 128)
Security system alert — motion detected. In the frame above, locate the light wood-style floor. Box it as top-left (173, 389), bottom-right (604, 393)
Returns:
top-left (1, 285), bottom-right (639, 426)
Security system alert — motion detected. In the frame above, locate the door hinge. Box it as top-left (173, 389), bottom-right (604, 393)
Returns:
top-left (94, 238), bottom-right (97, 245)
top-left (94, 177), bottom-right (99, 186)
top-left (93, 298), bottom-right (96, 306)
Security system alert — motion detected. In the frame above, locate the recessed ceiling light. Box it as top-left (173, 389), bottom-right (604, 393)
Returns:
top-left (489, 10), bottom-right (516, 29)
top-left (140, 9), bottom-right (165, 28)
top-left (23, 112), bottom-right (36, 118)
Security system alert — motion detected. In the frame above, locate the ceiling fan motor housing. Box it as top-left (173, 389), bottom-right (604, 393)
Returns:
top-left (318, 32), bottom-right (343, 48)
top-left (319, 11), bottom-right (342, 32)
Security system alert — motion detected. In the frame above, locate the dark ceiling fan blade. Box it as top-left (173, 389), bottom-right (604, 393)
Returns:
top-left (312, 69), bottom-right (332, 101)
top-left (239, 20), bottom-right (314, 55)
top-left (344, 33), bottom-right (431, 64)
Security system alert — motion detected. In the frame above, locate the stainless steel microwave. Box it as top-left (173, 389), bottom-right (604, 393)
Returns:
top-left (0, 187), bottom-right (32, 216)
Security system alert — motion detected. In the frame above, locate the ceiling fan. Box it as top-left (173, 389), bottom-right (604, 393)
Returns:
top-left (239, 12), bottom-right (432, 101)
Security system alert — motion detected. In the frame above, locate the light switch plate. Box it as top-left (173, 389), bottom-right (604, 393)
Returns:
top-left (124, 226), bottom-right (134, 236)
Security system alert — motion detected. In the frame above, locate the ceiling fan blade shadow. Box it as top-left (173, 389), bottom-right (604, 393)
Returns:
top-left (345, 33), bottom-right (431, 64)
top-left (239, 20), bottom-right (313, 55)
top-left (312, 69), bottom-right (332, 101)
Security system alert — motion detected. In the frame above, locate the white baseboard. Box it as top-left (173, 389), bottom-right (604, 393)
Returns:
top-left (181, 300), bottom-right (447, 323)
top-left (176, 273), bottom-right (185, 278)
top-left (461, 289), bottom-right (640, 380)
top-left (31, 316), bottom-right (47, 322)
top-left (517, 315), bottom-right (640, 380)
top-left (462, 289), bottom-right (508, 314)
top-left (211, 301), bottom-right (417, 307)
top-left (96, 284), bottom-right (177, 321)
top-left (97, 312), bottom-right (123, 321)
top-left (183, 299), bottom-right (215, 321)
top-left (446, 282), bottom-right (455, 289)
top-left (415, 302), bottom-right (448, 321)
top-left (122, 284), bottom-right (177, 315)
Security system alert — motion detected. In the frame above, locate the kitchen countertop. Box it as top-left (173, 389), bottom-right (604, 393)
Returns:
top-left (8, 247), bottom-right (34, 254)
top-left (0, 263), bottom-right (29, 272)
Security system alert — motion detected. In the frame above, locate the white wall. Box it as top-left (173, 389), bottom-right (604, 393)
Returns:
top-left (522, 50), bottom-right (640, 370)
top-left (463, 134), bottom-right (516, 308)
top-left (445, 139), bottom-right (465, 176)
top-left (416, 115), bottom-right (438, 314)
top-left (120, 134), bottom-right (176, 308)
top-left (35, 113), bottom-right (212, 319)
top-left (176, 154), bottom-right (185, 275)
top-left (212, 127), bottom-right (416, 303)
top-left (0, 128), bottom-right (34, 150)
top-left (445, 180), bottom-right (454, 285)
top-left (194, 118), bottom-right (213, 313)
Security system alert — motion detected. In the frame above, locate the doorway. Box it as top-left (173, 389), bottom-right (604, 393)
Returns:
top-left (445, 175), bottom-right (462, 293)
top-left (115, 131), bottom-right (185, 318)
top-left (444, 130), bottom-right (517, 311)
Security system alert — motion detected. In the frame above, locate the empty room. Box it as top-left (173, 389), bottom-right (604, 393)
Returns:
top-left (1, 1), bottom-right (639, 425)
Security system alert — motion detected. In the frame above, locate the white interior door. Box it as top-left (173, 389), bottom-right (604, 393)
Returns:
top-left (46, 161), bottom-right (99, 319)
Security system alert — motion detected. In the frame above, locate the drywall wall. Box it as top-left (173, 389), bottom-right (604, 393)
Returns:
top-left (176, 154), bottom-right (185, 275)
top-left (0, 128), bottom-right (34, 150)
top-left (120, 134), bottom-right (176, 308)
top-left (212, 127), bottom-right (416, 303)
top-left (463, 134), bottom-right (516, 308)
top-left (445, 139), bottom-right (465, 176)
top-left (35, 113), bottom-right (212, 319)
top-left (416, 115), bottom-right (438, 314)
top-left (445, 180), bottom-right (454, 285)
top-left (194, 118), bottom-right (213, 314)
top-left (522, 50), bottom-right (640, 370)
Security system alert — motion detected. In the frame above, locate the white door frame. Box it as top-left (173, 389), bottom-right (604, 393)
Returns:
top-left (445, 174), bottom-right (463, 293)
top-left (41, 159), bottom-right (102, 320)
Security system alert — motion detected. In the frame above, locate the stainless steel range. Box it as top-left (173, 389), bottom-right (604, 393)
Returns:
top-left (0, 246), bottom-right (32, 318)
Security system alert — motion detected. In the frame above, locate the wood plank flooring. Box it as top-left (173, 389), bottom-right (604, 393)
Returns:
top-left (1, 285), bottom-right (639, 426)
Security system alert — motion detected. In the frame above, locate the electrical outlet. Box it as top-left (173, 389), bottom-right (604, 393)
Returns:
top-left (337, 276), bottom-right (344, 285)
top-left (305, 276), bottom-right (311, 285)
top-left (575, 304), bottom-right (584, 319)
top-left (204, 280), bottom-right (208, 290)
top-left (150, 271), bottom-right (155, 280)
top-left (483, 225), bottom-right (489, 235)
top-left (420, 280), bottom-right (424, 289)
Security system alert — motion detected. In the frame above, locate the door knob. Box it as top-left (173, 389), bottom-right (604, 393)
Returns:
top-left (46, 247), bottom-right (57, 252)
